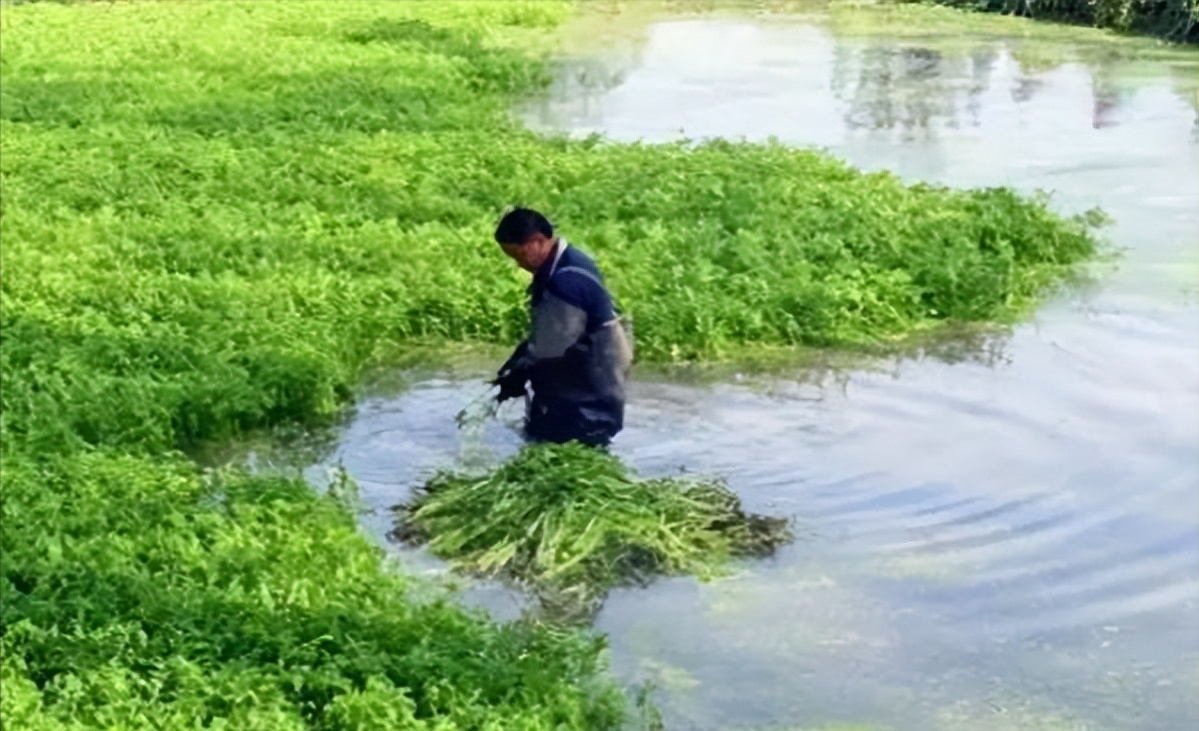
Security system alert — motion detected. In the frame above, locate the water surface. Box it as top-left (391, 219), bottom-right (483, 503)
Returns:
top-left (310, 9), bottom-right (1199, 731)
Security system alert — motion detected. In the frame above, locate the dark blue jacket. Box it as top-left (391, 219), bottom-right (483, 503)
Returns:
top-left (507, 239), bottom-right (632, 446)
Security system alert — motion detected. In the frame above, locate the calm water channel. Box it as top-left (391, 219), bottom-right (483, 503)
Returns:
top-left (302, 7), bottom-right (1199, 731)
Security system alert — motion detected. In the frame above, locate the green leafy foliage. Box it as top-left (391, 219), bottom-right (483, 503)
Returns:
top-left (1, 451), bottom-right (628, 730)
top-left (908, 0), bottom-right (1199, 42)
top-left (1, 0), bottom-right (1104, 456)
top-left (394, 443), bottom-right (793, 619)
top-left (0, 0), bottom-right (1107, 727)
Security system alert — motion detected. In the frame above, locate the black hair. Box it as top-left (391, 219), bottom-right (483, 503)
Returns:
top-left (494, 207), bottom-right (553, 245)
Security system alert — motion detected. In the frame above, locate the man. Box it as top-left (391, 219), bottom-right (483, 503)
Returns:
top-left (491, 207), bottom-right (633, 448)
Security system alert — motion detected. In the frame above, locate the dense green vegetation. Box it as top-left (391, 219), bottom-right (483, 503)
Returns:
top-left (1, 0), bottom-right (1106, 728)
top-left (394, 444), bottom-right (792, 620)
top-left (910, 0), bottom-right (1199, 42)
top-left (1, 456), bottom-right (631, 730)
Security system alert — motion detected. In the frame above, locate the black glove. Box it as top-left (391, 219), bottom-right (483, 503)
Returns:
top-left (493, 341), bottom-right (531, 402)
top-left (493, 366), bottom-right (528, 402)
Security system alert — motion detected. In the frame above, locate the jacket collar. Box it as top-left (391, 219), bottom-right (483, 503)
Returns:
top-left (534, 237), bottom-right (568, 282)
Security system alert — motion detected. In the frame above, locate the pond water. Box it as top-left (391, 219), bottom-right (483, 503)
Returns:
top-left (303, 7), bottom-right (1199, 731)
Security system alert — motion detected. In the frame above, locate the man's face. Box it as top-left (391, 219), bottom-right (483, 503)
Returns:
top-left (501, 233), bottom-right (555, 273)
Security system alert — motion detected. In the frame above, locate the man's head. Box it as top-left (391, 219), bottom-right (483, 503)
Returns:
top-left (495, 207), bottom-right (557, 273)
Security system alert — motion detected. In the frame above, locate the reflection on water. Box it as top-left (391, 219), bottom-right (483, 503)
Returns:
top-left (825, 39), bottom-right (1174, 137)
top-left (523, 15), bottom-right (1199, 178)
top-left (832, 45), bottom-right (960, 139)
top-left (827, 42), bottom-right (1151, 137)
top-left (305, 8), bottom-right (1199, 731)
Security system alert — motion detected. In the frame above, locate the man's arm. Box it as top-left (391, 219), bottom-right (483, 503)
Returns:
top-left (528, 292), bottom-right (588, 360)
top-left (494, 271), bottom-right (597, 402)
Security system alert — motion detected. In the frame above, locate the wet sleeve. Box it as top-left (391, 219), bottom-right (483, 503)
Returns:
top-left (528, 291), bottom-right (588, 360)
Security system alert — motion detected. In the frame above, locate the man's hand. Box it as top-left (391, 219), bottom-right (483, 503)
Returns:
top-left (493, 341), bottom-right (530, 402)
top-left (493, 367), bottom-right (528, 402)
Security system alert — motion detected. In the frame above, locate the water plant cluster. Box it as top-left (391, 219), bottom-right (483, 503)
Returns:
top-left (1, 1), bottom-right (1105, 728)
top-left (394, 443), bottom-right (793, 619)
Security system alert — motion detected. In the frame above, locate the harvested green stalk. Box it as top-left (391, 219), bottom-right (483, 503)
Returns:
top-left (392, 443), bottom-right (793, 617)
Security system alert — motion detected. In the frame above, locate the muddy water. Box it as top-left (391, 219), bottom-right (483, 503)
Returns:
top-left (309, 9), bottom-right (1199, 731)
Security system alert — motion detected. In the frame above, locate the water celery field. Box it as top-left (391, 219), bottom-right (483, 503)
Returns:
top-left (1, 1), bottom-right (1106, 728)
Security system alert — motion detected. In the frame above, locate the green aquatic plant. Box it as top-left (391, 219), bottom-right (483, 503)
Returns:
top-left (0, 0), bottom-right (1113, 726)
top-left (393, 444), bottom-right (793, 617)
top-left (0, 2), bottom-right (1110, 459)
top-left (0, 452), bottom-right (629, 731)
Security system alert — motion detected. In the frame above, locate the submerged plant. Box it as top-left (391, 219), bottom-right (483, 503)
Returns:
top-left (393, 443), bottom-right (793, 617)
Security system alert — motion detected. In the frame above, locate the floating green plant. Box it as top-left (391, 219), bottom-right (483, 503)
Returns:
top-left (394, 443), bottom-right (793, 617)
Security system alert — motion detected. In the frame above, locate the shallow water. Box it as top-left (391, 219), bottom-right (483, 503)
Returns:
top-left (306, 8), bottom-right (1199, 731)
